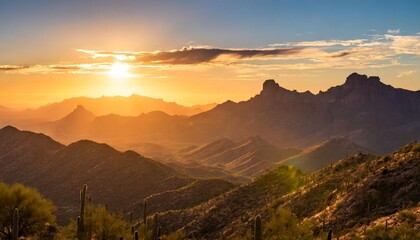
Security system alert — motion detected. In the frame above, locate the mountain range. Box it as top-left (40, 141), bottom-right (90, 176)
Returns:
top-left (13, 73), bottom-right (418, 155)
top-left (0, 94), bottom-right (216, 127)
top-left (180, 72), bottom-right (419, 153)
top-left (0, 126), bottom-right (234, 223)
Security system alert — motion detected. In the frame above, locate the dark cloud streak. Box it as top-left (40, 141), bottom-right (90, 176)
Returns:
top-left (0, 66), bottom-right (30, 71)
top-left (83, 47), bottom-right (303, 65)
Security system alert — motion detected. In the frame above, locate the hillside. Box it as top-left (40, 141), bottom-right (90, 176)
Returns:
top-left (157, 165), bottom-right (305, 239)
top-left (280, 137), bottom-right (372, 172)
top-left (181, 136), bottom-right (301, 177)
top-left (0, 126), bottom-right (234, 223)
top-left (155, 143), bottom-right (419, 239)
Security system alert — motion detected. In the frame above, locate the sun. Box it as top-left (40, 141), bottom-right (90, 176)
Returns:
top-left (109, 62), bottom-right (130, 78)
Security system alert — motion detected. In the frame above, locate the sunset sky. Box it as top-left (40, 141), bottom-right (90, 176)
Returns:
top-left (1, 0), bottom-right (419, 109)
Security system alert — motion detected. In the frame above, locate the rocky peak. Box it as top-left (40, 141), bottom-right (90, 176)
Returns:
top-left (0, 125), bottom-right (19, 133)
top-left (66, 105), bottom-right (95, 119)
top-left (74, 104), bottom-right (89, 112)
top-left (261, 79), bottom-right (280, 96)
top-left (344, 72), bottom-right (382, 89)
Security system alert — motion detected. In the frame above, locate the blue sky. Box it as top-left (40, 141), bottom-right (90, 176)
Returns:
top-left (1, 0), bottom-right (419, 63)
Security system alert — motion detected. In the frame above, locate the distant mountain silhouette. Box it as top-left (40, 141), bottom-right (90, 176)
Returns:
top-left (22, 95), bottom-right (216, 120)
top-left (280, 138), bottom-right (372, 172)
top-left (7, 73), bottom-right (420, 154)
top-left (180, 136), bottom-right (300, 177)
top-left (34, 105), bottom-right (96, 140)
top-left (0, 95), bottom-right (216, 130)
top-left (0, 126), bottom-right (234, 223)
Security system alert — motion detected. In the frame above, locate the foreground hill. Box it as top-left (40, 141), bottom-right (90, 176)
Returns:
top-left (159, 165), bottom-right (304, 239)
top-left (156, 143), bottom-right (419, 239)
top-left (20, 73), bottom-right (420, 155)
top-left (280, 137), bottom-right (372, 172)
top-left (181, 136), bottom-right (300, 177)
top-left (0, 126), bottom-right (234, 223)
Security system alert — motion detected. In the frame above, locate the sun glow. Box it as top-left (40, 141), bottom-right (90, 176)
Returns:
top-left (109, 62), bottom-right (130, 78)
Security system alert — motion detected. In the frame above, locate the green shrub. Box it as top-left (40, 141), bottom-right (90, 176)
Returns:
top-left (0, 182), bottom-right (56, 239)
top-left (397, 210), bottom-right (416, 224)
top-left (265, 207), bottom-right (322, 240)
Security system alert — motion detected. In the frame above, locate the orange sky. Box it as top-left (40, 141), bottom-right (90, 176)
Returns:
top-left (1, 1), bottom-right (419, 109)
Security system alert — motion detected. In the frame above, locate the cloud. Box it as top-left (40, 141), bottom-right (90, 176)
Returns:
top-left (270, 39), bottom-right (367, 47)
top-left (387, 29), bottom-right (400, 34)
top-left (0, 63), bottom-right (109, 74)
top-left (384, 34), bottom-right (420, 55)
top-left (0, 65), bottom-right (30, 71)
top-left (3, 33), bottom-right (420, 75)
top-left (397, 70), bottom-right (416, 78)
top-left (78, 46), bottom-right (303, 65)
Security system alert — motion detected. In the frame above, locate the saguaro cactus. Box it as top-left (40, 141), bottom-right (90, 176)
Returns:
top-left (157, 226), bottom-right (162, 239)
top-left (78, 184), bottom-right (88, 240)
top-left (80, 185), bottom-right (87, 228)
top-left (76, 216), bottom-right (81, 234)
top-left (327, 228), bottom-right (333, 240)
top-left (12, 208), bottom-right (19, 240)
top-left (143, 199), bottom-right (148, 228)
top-left (254, 215), bottom-right (262, 240)
top-left (152, 213), bottom-right (159, 240)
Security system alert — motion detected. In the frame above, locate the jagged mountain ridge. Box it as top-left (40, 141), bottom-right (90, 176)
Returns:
top-left (186, 73), bottom-right (420, 153)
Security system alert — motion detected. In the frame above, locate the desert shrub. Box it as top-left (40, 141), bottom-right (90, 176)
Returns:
top-left (411, 143), bottom-right (420, 152)
top-left (0, 182), bottom-right (56, 239)
top-left (164, 230), bottom-right (186, 240)
top-left (264, 207), bottom-right (323, 240)
top-left (364, 225), bottom-right (392, 240)
top-left (62, 205), bottom-right (137, 240)
top-left (397, 210), bottom-right (416, 224)
top-left (363, 217), bottom-right (419, 240)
